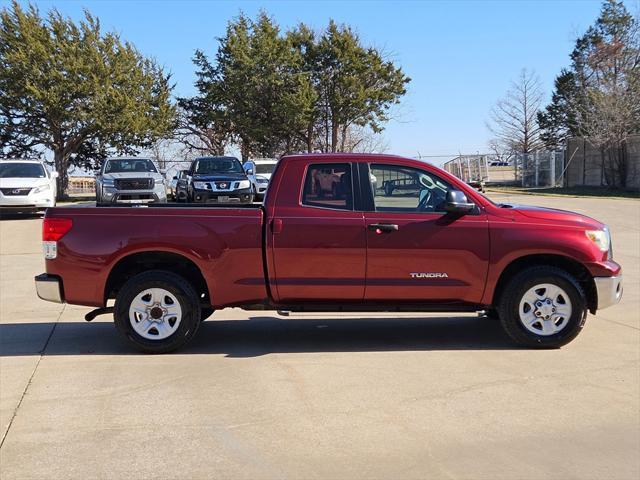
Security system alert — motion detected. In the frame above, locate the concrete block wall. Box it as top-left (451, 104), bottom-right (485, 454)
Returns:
top-left (566, 135), bottom-right (640, 191)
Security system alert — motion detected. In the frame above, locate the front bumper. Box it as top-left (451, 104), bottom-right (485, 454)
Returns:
top-left (594, 275), bottom-right (623, 310)
top-left (0, 193), bottom-right (54, 209)
top-left (192, 187), bottom-right (254, 204)
top-left (100, 187), bottom-right (167, 204)
top-left (35, 273), bottom-right (64, 303)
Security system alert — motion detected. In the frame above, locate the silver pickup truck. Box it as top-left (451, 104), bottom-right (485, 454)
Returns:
top-left (96, 158), bottom-right (167, 204)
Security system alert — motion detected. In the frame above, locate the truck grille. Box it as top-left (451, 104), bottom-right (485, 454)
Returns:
top-left (215, 181), bottom-right (232, 190)
top-left (0, 187), bottom-right (32, 196)
top-left (115, 178), bottom-right (153, 190)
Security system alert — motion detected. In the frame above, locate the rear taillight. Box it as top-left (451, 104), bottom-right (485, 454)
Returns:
top-left (42, 218), bottom-right (72, 259)
top-left (43, 218), bottom-right (73, 241)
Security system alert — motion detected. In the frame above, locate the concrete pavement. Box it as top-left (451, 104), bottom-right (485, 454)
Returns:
top-left (0, 194), bottom-right (638, 479)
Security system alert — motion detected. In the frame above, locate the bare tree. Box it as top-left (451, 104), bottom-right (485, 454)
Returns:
top-left (146, 138), bottom-right (185, 173)
top-left (174, 106), bottom-right (232, 158)
top-left (336, 125), bottom-right (389, 153)
top-left (487, 138), bottom-right (515, 163)
top-left (573, 6), bottom-right (640, 187)
top-left (487, 69), bottom-right (545, 154)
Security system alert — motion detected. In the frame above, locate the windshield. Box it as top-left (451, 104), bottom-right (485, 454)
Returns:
top-left (256, 163), bottom-right (276, 175)
top-left (0, 163), bottom-right (46, 178)
top-left (104, 159), bottom-right (157, 174)
top-left (194, 157), bottom-right (243, 175)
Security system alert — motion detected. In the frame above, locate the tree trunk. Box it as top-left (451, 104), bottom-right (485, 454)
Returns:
top-left (240, 139), bottom-right (250, 161)
top-left (601, 147), bottom-right (610, 187)
top-left (306, 123), bottom-right (313, 153)
top-left (53, 149), bottom-right (69, 201)
top-left (324, 106), bottom-right (330, 153)
top-left (619, 142), bottom-right (628, 188)
top-left (331, 119), bottom-right (338, 153)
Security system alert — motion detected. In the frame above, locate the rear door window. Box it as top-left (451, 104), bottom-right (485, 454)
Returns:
top-left (302, 163), bottom-right (353, 211)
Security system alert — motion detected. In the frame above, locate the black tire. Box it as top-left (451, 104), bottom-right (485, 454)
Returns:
top-left (497, 266), bottom-right (587, 348)
top-left (114, 270), bottom-right (201, 353)
top-left (200, 307), bottom-right (215, 322)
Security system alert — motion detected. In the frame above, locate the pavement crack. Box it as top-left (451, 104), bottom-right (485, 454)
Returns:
top-left (598, 316), bottom-right (640, 330)
top-left (0, 304), bottom-right (65, 449)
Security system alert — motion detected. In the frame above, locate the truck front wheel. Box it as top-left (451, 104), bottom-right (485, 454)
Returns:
top-left (497, 266), bottom-right (587, 348)
top-left (114, 270), bottom-right (201, 353)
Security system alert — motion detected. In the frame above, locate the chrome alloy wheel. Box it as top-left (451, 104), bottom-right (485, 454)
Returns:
top-left (129, 288), bottom-right (182, 340)
top-left (518, 283), bottom-right (573, 336)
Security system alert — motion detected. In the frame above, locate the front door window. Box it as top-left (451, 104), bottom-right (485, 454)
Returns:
top-left (370, 164), bottom-right (451, 214)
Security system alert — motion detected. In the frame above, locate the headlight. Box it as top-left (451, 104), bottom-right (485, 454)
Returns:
top-left (194, 181), bottom-right (209, 190)
top-left (236, 180), bottom-right (251, 189)
top-left (102, 178), bottom-right (115, 188)
top-left (256, 176), bottom-right (269, 184)
top-left (155, 178), bottom-right (164, 185)
top-left (586, 229), bottom-right (610, 253)
top-left (33, 184), bottom-right (51, 194)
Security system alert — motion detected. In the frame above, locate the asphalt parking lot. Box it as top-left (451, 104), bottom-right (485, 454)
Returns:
top-left (1, 193), bottom-right (638, 480)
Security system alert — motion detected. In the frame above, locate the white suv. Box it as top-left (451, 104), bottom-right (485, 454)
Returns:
top-left (0, 159), bottom-right (58, 212)
top-left (244, 158), bottom-right (278, 200)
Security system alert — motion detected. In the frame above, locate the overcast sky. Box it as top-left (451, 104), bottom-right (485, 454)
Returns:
top-left (19, 0), bottom-right (612, 160)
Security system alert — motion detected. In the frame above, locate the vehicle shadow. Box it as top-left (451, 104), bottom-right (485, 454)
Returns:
top-left (0, 315), bottom-right (517, 357)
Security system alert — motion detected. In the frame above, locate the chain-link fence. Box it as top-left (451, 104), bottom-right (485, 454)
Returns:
top-left (516, 151), bottom-right (565, 187)
top-left (441, 151), bottom-right (565, 188)
top-left (442, 155), bottom-right (489, 190)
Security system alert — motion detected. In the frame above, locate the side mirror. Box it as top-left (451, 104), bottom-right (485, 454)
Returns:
top-left (160, 168), bottom-right (167, 175)
top-left (443, 190), bottom-right (476, 214)
top-left (243, 161), bottom-right (255, 176)
top-left (172, 176), bottom-right (178, 180)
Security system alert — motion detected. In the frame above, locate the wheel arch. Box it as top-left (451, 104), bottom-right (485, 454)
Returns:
top-left (105, 251), bottom-right (210, 307)
top-left (491, 254), bottom-right (597, 314)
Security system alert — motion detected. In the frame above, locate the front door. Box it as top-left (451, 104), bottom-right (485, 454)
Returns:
top-left (270, 162), bottom-right (366, 303)
top-left (364, 163), bottom-right (490, 304)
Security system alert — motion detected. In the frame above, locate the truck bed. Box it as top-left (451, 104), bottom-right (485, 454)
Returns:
top-left (46, 206), bottom-right (268, 307)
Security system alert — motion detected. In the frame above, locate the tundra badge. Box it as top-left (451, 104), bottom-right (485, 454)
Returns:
top-left (410, 272), bottom-right (449, 278)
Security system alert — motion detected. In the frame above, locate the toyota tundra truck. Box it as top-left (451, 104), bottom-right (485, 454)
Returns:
top-left (35, 153), bottom-right (622, 353)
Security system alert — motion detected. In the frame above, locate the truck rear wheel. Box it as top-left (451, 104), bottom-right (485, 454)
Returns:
top-left (114, 270), bottom-right (201, 353)
top-left (497, 266), bottom-right (587, 348)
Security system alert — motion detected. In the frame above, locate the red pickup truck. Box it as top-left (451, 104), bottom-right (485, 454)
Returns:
top-left (35, 154), bottom-right (622, 353)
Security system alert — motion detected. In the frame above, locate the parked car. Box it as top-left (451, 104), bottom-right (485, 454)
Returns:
top-left (0, 159), bottom-right (58, 213)
top-left (35, 153), bottom-right (622, 353)
top-left (244, 158), bottom-right (278, 200)
top-left (490, 161), bottom-right (510, 167)
top-left (174, 170), bottom-right (189, 202)
top-left (96, 158), bottom-right (166, 205)
top-left (167, 170), bottom-right (186, 200)
top-left (187, 156), bottom-right (253, 204)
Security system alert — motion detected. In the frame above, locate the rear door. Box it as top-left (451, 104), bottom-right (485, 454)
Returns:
top-left (363, 162), bottom-right (490, 304)
top-left (269, 161), bottom-right (366, 302)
